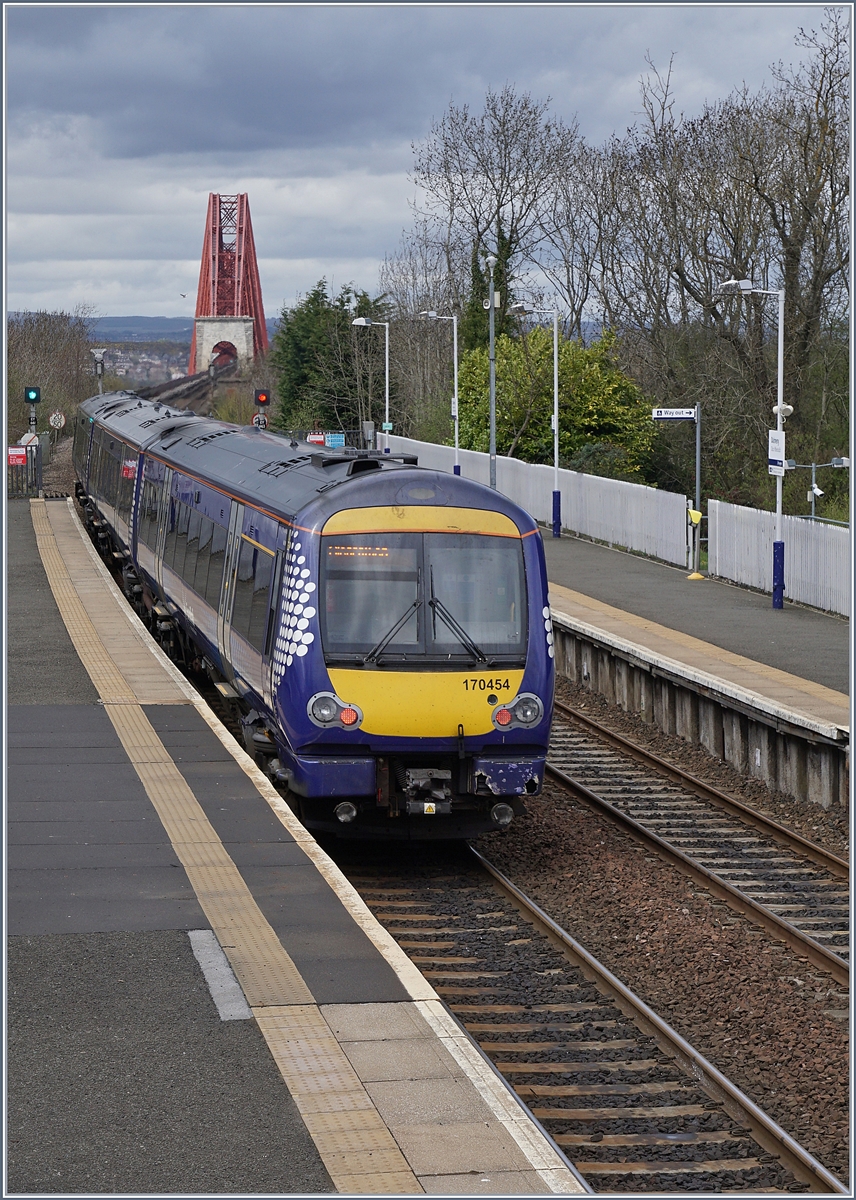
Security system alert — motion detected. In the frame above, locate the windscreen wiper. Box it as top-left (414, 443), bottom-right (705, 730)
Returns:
top-left (429, 569), bottom-right (487, 664)
top-left (363, 599), bottom-right (422, 664)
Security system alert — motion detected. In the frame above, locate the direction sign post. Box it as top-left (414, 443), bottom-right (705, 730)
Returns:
top-left (653, 404), bottom-right (703, 577)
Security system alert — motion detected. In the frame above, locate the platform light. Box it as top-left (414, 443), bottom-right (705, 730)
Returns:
top-left (352, 317), bottom-right (390, 451)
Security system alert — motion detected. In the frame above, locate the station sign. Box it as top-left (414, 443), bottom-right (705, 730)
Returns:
top-left (652, 407), bottom-right (696, 421)
top-left (324, 432), bottom-right (345, 448)
top-left (381, 421), bottom-right (393, 432)
top-left (768, 429), bottom-right (786, 477)
top-left (8, 446), bottom-right (27, 466)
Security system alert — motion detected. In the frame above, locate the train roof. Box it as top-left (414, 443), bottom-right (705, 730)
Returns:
top-left (78, 391), bottom-right (539, 533)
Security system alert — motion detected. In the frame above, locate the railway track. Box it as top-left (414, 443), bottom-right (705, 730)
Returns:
top-left (333, 842), bottom-right (845, 1194)
top-left (548, 702), bottom-right (850, 987)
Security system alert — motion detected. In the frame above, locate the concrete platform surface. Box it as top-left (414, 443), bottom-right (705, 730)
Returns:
top-left (543, 534), bottom-right (850, 696)
top-left (6, 499), bottom-right (584, 1197)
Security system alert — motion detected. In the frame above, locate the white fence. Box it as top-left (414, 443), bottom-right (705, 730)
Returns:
top-left (708, 499), bottom-right (851, 617)
top-left (388, 435), bottom-right (691, 567)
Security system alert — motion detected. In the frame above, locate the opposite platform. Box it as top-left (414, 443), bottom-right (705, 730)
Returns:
top-left (7, 498), bottom-right (585, 1197)
top-left (543, 534), bottom-right (850, 698)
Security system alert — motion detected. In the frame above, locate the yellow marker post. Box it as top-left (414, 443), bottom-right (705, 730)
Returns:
top-left (687, 508), bottom-right (704, 579)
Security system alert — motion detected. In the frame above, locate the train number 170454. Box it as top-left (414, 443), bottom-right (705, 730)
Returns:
top-left (463, 678), bottom-right (511, 691)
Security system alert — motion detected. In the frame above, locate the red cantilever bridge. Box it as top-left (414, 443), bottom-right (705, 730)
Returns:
top-left (188, 193), bottom-right (268, 375)
top-left (139, 193), bottom-right (269, 412)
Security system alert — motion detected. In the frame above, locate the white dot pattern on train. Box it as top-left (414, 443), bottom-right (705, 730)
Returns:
top-left (271, 540), bottom-right (318, 687)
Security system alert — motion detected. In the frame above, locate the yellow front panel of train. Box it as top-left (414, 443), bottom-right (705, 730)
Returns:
top-left (327, 669), bottom-right (526, 737)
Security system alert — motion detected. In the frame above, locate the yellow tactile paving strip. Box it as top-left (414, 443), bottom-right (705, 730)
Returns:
top-left (30, 499), bottom-right (421, 1195)
top-left (549, 582), bottom-right (850, 738)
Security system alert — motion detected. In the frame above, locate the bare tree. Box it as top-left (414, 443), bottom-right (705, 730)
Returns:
top-left (411, 86), bottom-right (573, 285)
top-left (6, 307), bottom-right (97, 437)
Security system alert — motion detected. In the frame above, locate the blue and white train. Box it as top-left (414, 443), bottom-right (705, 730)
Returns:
top-left (73, 392), bottom-right (555, 838)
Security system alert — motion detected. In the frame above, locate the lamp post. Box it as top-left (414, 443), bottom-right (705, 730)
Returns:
top-left (718, 278), bottom-right (788, 608)
top-left (486, 254), bottom-right (497, 489)
top-left (512, 302), bottom-right (561, 538)
top-left (420, 311), bottom-right (459, 474)
top-left (790, 458), bottom-right (850, 519)
top-left (352, 318), bottom-right (390, 452)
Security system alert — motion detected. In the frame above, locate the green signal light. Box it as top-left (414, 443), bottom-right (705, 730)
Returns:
top-left (25, 386), bottom-right (41, 403)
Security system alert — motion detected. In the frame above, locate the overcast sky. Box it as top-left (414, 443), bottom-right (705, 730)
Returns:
top-left (6, 3), bottom-right (833, 319)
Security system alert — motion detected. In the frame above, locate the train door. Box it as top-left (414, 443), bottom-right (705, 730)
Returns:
top-left (215, 500), bottom-right (243, 686)
top-left (262, 547), bottom-right (286, 712)
top-left (152, 466), bottom-right (174, 598)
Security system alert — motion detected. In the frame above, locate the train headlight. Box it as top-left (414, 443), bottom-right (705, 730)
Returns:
top-left (307, 693), bottom-right (363, 729)
top-left (310, 694), bottom-right (339, 724)
top-left (492, 693), bottom-right (543, 730)
top-left (513, 696), bottom-right (542, 725)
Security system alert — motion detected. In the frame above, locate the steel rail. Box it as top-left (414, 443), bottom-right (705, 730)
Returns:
top-left (546, 758), bottom-right (849, 988)
top-left (470, 844), bottom-right (848, 1196)
top-left (554, 700), bottom-right (848, 877)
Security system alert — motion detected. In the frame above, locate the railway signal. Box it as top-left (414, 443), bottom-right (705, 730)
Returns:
top-left (254, 389), bottom-right (271, 406)
top-left (25, 386), bottom-right (41, 435)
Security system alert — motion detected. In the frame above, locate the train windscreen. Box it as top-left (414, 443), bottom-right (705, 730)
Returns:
top-left (320, 532), bottom-right (526, 664)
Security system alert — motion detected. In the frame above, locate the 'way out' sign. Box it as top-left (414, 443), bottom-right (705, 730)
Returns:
top-left (652, 407), bottom-right (696, 421)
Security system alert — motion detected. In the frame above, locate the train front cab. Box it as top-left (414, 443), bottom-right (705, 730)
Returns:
top-left (271, 501), bottom-right (555, 839)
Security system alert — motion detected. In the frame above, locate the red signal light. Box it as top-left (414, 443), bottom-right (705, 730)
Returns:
top-left (495, 708), bottom-right (512, 726)
top-left (340, 707), bottom-right (359, 727)
top-left (254, 389), bottom-right (270, 406)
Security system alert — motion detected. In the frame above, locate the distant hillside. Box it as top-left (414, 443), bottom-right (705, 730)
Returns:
top-left (91, 316), bottom-right (281, 343)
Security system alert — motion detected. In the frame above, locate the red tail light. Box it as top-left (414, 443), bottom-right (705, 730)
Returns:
top-left (340, 707), bottom-right (359, 727)
top-left (495, 708), bottom-right (512, 727)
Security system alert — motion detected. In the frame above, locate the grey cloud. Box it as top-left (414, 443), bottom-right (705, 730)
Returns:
top-left (8, 5), bottom-right (822, 159)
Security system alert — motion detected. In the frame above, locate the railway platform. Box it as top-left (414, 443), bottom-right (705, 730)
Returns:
top-left (6, 497), bottom-right (585, 1197)
top-left (544, 534), bottom-right (849, 810)
top-left (543, 533), bottom-right (850, 698)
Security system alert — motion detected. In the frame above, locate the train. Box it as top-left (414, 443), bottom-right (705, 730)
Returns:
top-left (72, 391), bottom-right (555, 838)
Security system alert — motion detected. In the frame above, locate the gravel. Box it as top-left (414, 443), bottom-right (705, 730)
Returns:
top-left (555, 677), bottom-right (850, 860)
top-left (476, 784), bottom-right (850, 1184)
top-left (40, 434), bottom-right (77, 496)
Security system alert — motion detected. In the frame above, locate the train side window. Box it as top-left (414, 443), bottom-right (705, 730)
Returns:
top-left (230, 538), bottom-right (256, 639)
top-left (138, 480), bottom-right (161, 549)
top-left (192, 517), bottom-right (214, 596)
top-left (102, 445), bottom-right (120, 507)
top-left (171, 502), bottom-right (192, 578)
top-left (182, 509), bottom-right (202, 587)
top-left (89, 442), bottom-right (104, 499)
top-left (163, 497), bottom-right (179, 565)
top-left (204, 522), bottom-right (228, 610)
top-left (247, 548), bottom-right (274, 651)
top-left (263, 550), bottom-right (285, 659)
top-left (117, 455), bottom-right (136, 523)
